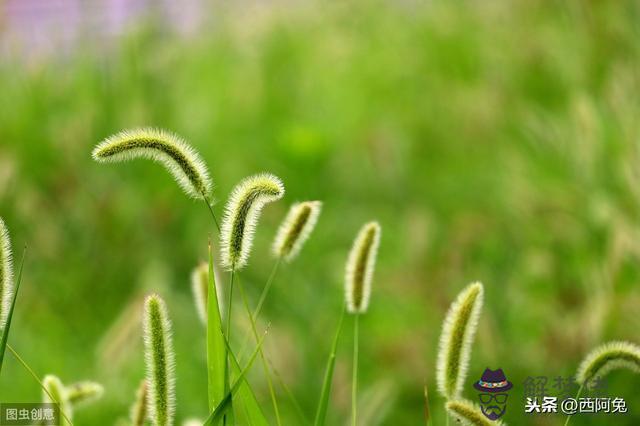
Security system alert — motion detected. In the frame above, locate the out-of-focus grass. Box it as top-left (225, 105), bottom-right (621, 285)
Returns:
top-left (1, 0), bottom-right (640, 424)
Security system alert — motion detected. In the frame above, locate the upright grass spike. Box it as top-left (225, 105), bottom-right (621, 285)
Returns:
top-left (575, 341), bottom-right (640, 388)
top-left (66, 381), bottom-right (104, 407)
top-left (43, 375), bottom-right (73, 426)
top-left (0, 217), bottom-right (14, 332)
top-left (344, 221), bottom-right (381, 426)
top-left (446, 400), bottom-right (504, 426)
top-left (130, 380), bottom-right (148, 426)
top-left (345, 222), bottom-right (381, 314)
top-left (436, 282), bottom-right (484, 400)
top-left (92, 128), bottom-right (213, 200)
top-left (143, 294), bottom-right (176, 426)
top-left (219, 173), bottom-right (285, 271)
top-left (192, 261), bottom-right (224, 325)
top-left (272, 201), bottom-right (322, 262)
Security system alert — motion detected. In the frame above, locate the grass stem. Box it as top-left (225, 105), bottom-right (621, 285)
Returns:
top-left (563, 384), bottom-right (583, 426)
top-left (203, 196), bottom-right (221, 233)
top-left (351, 314), bottom-right (359, 426)
top-left (237, 276), bottom-right (282, 426)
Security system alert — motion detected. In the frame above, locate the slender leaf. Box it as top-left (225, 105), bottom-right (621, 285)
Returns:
top-left (207, 241), bottom-right (227, 411)
top-left (204, 328), bottom-right (269, 425)
top-left (0, 247), bottom-right (26, 376)
top-left (313, 307), bottom-right (345, 426)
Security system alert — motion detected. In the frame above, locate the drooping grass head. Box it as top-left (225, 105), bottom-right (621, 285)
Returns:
top-left (65, 381), bottom-right (104, 407)
top-left (43, 374), bottom-right (73, 426)
top-left (92, 128), bottom-right (213, 200)
top-left (436, 282), bottom-right (484, 400)
top-left (272, 201), bottom-right (322, 262)
top-left (446, 400), bottom-right (504, 426)
top-left (576, 341), bottom-right (640, 389)
top-left (0, 217), bottom-right (14, 332)
top-left (142, 294), bottom-right (175, 426)
top-left (220, 173), bottom-right (285, 270)
top-left (345, 221), bottom-right (381, 314)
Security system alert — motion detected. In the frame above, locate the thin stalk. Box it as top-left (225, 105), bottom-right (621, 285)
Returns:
top-left (223, 268), bottom-right (235, 426)
top-left (203, 196), bottom-right (221, 233)
top-left (237, 276), bottom-right (282, 426)
top-left (423, 384), bottom-right (431, 426)
top-left (314, 306), bottom-right (345, 426)
top-left (271, 361), bottom-right (309, 425)
top-left (351, 314), bottom-right (359, 426)
top-left (252, 259), bottom-right (281, 320)
top-left (7, 345), bottom-right (73, 426)
top-left (563, 384), bottom-right (584, 426)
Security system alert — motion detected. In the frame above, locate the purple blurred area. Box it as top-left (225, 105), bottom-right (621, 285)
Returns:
top-left (1, 0), bottom-right (205, 57)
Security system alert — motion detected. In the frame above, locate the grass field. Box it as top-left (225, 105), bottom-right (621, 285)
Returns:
top-left (1, 1), bottom-right (640, 424)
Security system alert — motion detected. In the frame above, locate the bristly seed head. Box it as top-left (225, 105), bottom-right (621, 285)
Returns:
top-left (0, 217), bottom-right (14, 332)
top-left (220, 173), bottom-right (285, 270)
top-left (142, 294), bottom-right (176, 426)
top-left (576, 341), bottom-right (640, 389)
top-left (272, 201), bottom-right (322, 262)
top-left (92, 128), bottom-right (213, 200)
top-left (130, 380), bottom-right (148, 426)
top-left (436, 282), bottom-right (484, 400)
top-left (43, 375), bottom-right (73, 426)
top-left (191, 261), bottom-right (224, 324)
top-left (446, 400), bottom-right (504, 426)
top-left (66, 381), bottom-right (104, 407)
top-left (345, 221), bottom-right (381, 314)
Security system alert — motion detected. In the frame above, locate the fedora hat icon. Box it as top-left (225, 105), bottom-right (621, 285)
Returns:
top-left (474, 368), bottom-right (513, 393)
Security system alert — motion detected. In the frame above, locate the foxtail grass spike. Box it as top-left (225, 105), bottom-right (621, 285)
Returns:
top-left (272, 201), bottom-right (322, 261)
top-left (43, 375), bottom-right (73, 426)
top-left (576, 341), bottom-right (640, 389)
top-left (92, 128), bottom-right (213, 200)
top-left (0, 217), bottom-right (14, 332)
top-left (143, 294), bottom-right (176, 426)
top-left (220, 173), bottom-right (285, 270)
top-left (66, 381), bottom-right (104, 407)
top-left (131, 380), bottom-right (148, 426)
top-left (436, 282), bottom-right (484, 400)
top-left (192, 261), bottom-right (224, 325)
top-left (446, 400), bottom-right (504, 426)
top-left (345, 222), bottom-right (381, 314)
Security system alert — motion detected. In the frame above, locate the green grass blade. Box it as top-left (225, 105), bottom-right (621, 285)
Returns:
top-left (313, 307), bottom-right (345, 426)
top-left (0, 247), bottom-right (26, 377)
top-left (207, 241), bottom-right (227, 411)
top-left (204, 328), bottom-right (269, 426)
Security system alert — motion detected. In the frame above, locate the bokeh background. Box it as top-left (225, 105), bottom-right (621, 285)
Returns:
top-left (1, 0), bottom-right (640, 424)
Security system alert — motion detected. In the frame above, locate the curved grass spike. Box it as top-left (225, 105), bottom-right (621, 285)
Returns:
top-left (0, 217), bottom-right (14, 332)
top-left (66, 381), bottom-right (104, 407)
top-left (272, 201), bottom-right (322, 262)
top-left (143, 294), bottom-right (176, 426)
top-left (446, 400), bottom-right (505, 426)
top-left (436, 282), bottom-right (484, 400)
top-left (130, 380), bottom-right (148, 426)
top-left (576, 341), bottom-right (640, 388)
top-left (220, 173), bottom-right (285, 270)
top-left (345, 221), bottom-right (381, 314)
top-left (43, 375), bottom-right (73, 426)
top-left (92, 128), bottom-right (213, 200)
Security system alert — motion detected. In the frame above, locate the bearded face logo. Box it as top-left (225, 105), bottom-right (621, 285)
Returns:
top-left (474, 368), bottom-right (512, 421)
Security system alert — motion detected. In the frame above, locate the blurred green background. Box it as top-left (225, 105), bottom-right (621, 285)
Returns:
top-left (1, 0), bottom-right (640, 424)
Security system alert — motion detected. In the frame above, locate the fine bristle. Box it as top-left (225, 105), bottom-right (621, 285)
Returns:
top-left (0, 217), bottom-right (14, 332)
top-left (576, 341), bottom-right (640, 388)
top-left (272, 201), bottom-right (322, 262)
top-left (142, 294), bottom-right (176, 426)
top-left (446, 400), bottom-right (504, 426)
top-left (220, 173), bottom-right (285, 270)
top-left (436, 282), bottom-right (484, 400)
top-left (92, 127), bottom-right (213, 200)
top-left (345, 221), bottom-right (381, 314)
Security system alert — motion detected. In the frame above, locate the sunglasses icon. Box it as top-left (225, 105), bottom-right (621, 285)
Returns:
top-left (479, 393), bottom-right (508, 404)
